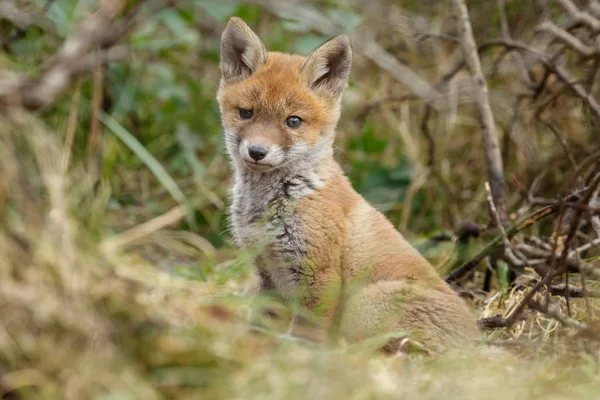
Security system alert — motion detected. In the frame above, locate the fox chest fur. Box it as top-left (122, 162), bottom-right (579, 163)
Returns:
top-left (230, 167), bottom-right (324, 297)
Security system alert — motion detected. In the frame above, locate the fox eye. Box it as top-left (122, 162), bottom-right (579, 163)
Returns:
top-left (239, 109), bottom-right (253, 120)
top-left (285, 116), bottom-right (303, 129)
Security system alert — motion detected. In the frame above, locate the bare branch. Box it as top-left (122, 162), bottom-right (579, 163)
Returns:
top-left (446, 185), bottom-right (600, 283)
top-left (252, 0), bottom-right (442, 106)
top-left (537, 21), bottom-right (600, 58)
top-left (556, 0), bottom-right (600, 33)
top-left (0, 1), bottom-right (138, 111)
top-left (478, 39), bottom-right (600, 120)
top-left (446, 203), bottom-right (557, 283)
top-left (528, 298), bottom-right (589, 330)
top-left (453, 0), bottom-right (507, 224)
top-left (549, 284), bottom-right (600, 298)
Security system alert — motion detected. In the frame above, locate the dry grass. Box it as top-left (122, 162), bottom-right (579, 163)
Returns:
top-left (1, 109), bottom-right (600, 400)
top-left (2, 1), bottom-right (600, 398)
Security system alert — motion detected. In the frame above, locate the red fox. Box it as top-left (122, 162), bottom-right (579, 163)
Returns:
top-left (217, 17), bottom-right (482, 355)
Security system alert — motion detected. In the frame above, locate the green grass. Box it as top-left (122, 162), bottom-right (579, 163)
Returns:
top-left (2, 0), bottom-right (600, 398)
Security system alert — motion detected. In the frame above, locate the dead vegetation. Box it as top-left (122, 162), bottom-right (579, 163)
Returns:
top-left (1, 0), bottom-right (600, 398)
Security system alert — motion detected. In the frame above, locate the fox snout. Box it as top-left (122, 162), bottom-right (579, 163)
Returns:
top-left (248, 145), bottom-right (267, 161)
top-left (233, 137), bottom-right (286, 172)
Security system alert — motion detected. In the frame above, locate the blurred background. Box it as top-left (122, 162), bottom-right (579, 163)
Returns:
top-left (1, 0), bottom-right (600, 398)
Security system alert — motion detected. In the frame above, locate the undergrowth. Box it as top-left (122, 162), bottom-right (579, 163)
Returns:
top-left (2, 1), bottom-right (600, 398)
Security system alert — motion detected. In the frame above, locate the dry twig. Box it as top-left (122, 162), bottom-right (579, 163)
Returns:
top-left (0, 1), bottom-right (140, 111)
top-left (453, 0), bottom-right (507, 224)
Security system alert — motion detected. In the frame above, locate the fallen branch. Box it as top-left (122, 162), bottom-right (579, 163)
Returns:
top-left (549, 284), bottom-right (600, 298)
top-left (446, 203), bottom-right (557, 283)
top-left (445, 183), bottom-right (599, 283)
top-left (528, 298), bottom-right (589, 330)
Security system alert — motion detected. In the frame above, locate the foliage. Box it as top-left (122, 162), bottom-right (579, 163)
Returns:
top-left (1, 0), bottom-right (600, 398)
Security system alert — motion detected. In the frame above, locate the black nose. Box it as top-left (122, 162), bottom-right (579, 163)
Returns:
top-left (248, 145), bottom-right (267, 161)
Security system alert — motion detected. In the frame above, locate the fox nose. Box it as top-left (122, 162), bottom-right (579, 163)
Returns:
top-left (248, 145), bottom-right (267, 161)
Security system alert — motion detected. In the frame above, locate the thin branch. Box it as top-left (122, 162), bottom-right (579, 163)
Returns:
top-left (446, 203), bottom-right (557, 283)
top-left (253, 0), bottom-right (442, 106)
top-left (528, 199), bottom-right (600, 214)
top-left (537, 21), bottom-right (600, 58)
top-left (0, 1), bottom-right (141, 111)
top-left (556, 0), bottom-right (600, 33)
top-left (537, 118), bottom-right (579, 172)
top-left (446, 186), bottom-right (597, 283)
top-left (478, 39), bottom-right (600, 120)
top-left (549, 284), bottom-right (600, 298)
top-left (557, 174), bottom-right (600, 273)
top-left (528, 298), bottom-right (589, 330)
top-left (453, 0), bottom-right (507, 224)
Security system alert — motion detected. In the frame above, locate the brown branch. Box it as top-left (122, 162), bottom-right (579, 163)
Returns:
top-left (536, 21), bottom-right (600, 58)
top-left (0, 1), bottom-right (144, 111)
top-left (254, 0), bottom-right (442, 106)
top-left (538, 118), bottom-right (579, 172)
top-left (528, 298), bottom-right (589, 330)
top-left (446, 185), bottom-right (598, 283)
top-left (453, 0), bottom-right (507, 224)
top-left (557, 174), bottom-right (600, 273)
top-left (477, 39), bottom-right (600, 120)
top-left (556, 0), bottom-right (600, 33)
top-left (549, 284), bottom-right (600, 298)
top-left (527, 199), bottom-right (600, 214)
top-left (446, 203), bottom-right (557, 283)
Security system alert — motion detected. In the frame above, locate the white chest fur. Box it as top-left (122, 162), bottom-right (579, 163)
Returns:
top-left (229, 167), bottom-right (322, 296)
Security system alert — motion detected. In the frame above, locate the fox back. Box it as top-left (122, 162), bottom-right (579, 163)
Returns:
top-left (217, 17), bottom-right (482, 355)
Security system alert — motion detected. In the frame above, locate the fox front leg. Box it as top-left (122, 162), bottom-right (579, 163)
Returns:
top-left (287, 270), bottom-right (342, 343)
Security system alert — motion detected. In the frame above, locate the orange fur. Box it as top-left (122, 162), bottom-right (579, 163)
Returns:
top-left (217, 17), bottom-right (482, 355)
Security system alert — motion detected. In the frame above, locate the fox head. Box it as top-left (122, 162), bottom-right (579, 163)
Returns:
top-left (217, 17), bottom-right (352, 174)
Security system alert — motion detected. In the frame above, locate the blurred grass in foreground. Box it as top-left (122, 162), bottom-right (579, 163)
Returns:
top-left (2, 0), bottom-right (600, 398)
top-left (2, 115), bottom-right (600, 398)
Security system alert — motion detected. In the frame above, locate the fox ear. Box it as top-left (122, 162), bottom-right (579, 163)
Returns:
top-left (302, 35), bottom-right (352, 96)
top-left (220, 17), bottom-right (267, 82)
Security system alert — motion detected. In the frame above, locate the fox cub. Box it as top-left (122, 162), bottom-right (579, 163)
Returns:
top-left (217, 17), bottom-right (482, 354)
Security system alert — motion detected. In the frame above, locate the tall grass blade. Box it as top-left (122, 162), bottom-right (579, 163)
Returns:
top-left (100, 111), bottom-right (196, 229)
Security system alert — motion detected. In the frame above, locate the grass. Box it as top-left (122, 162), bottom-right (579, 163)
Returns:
top-left (2, 1), bottom-right (600, 398)
top-left (1, 108), bottom-right (600, 400)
